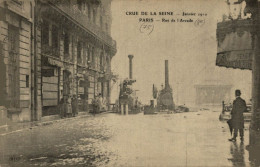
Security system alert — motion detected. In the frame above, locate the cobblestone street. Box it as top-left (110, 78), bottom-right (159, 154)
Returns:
top-left (0, 110), bottom-right (251, 167)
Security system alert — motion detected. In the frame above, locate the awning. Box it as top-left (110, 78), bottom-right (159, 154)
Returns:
top-left (216, 50), bottom-right (252, 70)
top-left (97, 73), bottom-right (117, 82)
top-left (42, 56), bottom-right (63, 67)
top-left (47, 57), bottom-right (63, 67)
top-left (216, 20), bottom-right (253, 70)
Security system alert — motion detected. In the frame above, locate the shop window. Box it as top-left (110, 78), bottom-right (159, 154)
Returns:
top-left (26, 75), bottom-right (29, 88)
top-left (42, 69), bottom-right (54, 77)
top-left (64, 32), bottom-right (70, 56)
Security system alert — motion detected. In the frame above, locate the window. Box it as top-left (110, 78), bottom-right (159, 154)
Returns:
top-left (26, 75), bottom-right (29, 88)
top-left (8, 26), bottom-right (19, 53)
top-left (77, 0), bottom-right (82, 11)
top-left (52, 25), bottom-right (59, 50)
top-left (100, 16), bottom-right (103, 29)
top-left (77, 42), bottom-right (82, 64)
top-left (92, 47), bottom-right (95, 64)
top-left (30, 2), bottom-right (32, 18)
top-left (101, 82), bottom-right (104, 97)
top-left (106, 23), bottom-right (108, 32)
top-left (87, 48), bottom-right (91, 62)
top-left (107, 82), bottom-right (110, 96)
top-left (64, 32), bottom-right (69, 56)
top-left (100, 53), bottom-right (103, 68)
top-left (82, 2), bottom-right (85, 11)
top-left (87, 4), bottom-right (91, 20)
top-left (8, 25), bottom-right (19, 108)
top-left (41, 20), bottom-right (49, 46)
top-left (42, 69), bottom-right (54, 77)
top-left (93, 9), bottom-right (96, 23)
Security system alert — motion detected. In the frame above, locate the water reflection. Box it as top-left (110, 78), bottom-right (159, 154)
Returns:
top-left (229, 142), bottom-right (245, 167)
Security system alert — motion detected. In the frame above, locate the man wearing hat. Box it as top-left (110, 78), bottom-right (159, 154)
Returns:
top-left (229, 90), bottom-right (247, 142)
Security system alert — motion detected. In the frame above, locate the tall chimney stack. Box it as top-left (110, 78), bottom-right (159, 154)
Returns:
top-left (165, 60), bottom-right (169, 88)
top-left (128, 55), bottom-right (134, 79)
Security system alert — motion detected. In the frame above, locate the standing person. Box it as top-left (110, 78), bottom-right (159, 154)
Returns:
top-left (71, 95), bottom-right (78, 117)
top-left (59, 98), bottom-right (65, 118)
top-left (66, 95), bottom-right (72, 117)
top-left (229, 90), bottom-right (247, 142)
top-left (92, 95), bottom-right (98, 115)
top-left (98, 93), bottom-right (104, 112)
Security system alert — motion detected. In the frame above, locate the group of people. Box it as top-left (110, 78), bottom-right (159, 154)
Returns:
top-left (92, 93), bottom-right (106, 114)
top-left (59, 95), bottom-right (78, 118)
top-left (58, 93), bottom-right (107, 117)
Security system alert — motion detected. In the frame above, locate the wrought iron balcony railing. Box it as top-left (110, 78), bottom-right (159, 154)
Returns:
top-left (49, 1), bottom-right (117, 49)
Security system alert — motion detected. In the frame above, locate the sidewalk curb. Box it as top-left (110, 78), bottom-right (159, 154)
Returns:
top-left (0, 111), bottom-right (112, 137)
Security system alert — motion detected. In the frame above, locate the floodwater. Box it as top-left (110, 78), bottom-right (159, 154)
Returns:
top-left (0, 110), bottom-right (254, 167)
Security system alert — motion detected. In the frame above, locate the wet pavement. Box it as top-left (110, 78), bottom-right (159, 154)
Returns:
top-left (0, 110), bottom-right (254, 167)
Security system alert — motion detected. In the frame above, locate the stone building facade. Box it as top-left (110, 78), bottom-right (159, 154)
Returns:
top-left (0, 0), bottom-right (117, 122)
top-left (0, 0), bottom-right (34, 122)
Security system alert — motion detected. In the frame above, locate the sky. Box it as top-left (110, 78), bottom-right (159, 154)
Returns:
top-left (109, 0), bottom-right (252, 105)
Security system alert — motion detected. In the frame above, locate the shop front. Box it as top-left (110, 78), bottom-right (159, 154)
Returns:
top-left (77, 67), bottom-right (90, 112)
top-left (41, 56), bottom-right (62, 116)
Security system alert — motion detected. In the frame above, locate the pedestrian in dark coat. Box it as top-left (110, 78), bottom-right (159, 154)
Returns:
top-left (59, 98), bottom-right (65, 118)
top-left (229, 90), bottom-right (247, 142)
top-left (72, 95), bottom-right (78, 117)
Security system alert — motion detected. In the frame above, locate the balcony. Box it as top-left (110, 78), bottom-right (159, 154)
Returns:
top-left (47, 1), bottom-right (116, 50)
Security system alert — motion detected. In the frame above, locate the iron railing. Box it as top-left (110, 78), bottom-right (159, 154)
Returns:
top-left (49, 2), bottom-right (117, 49)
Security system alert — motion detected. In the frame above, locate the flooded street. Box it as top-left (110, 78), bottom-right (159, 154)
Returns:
top-left (0, 110), bottom-right (251, 167)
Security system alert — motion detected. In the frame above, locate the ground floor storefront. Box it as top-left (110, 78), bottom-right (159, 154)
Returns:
top-left (39, 55), bottom-right (112, 118)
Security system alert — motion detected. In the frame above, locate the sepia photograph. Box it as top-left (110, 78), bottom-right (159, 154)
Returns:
top-left (0, 0), bottom-right (259, 166)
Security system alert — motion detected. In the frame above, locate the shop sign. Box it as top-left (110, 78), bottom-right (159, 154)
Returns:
top-left (48, 58), bottom-right (63, 67)
top-left (216, 50), bottom-right (253, 70)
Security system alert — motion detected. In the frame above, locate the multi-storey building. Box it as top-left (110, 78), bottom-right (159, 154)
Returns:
top-left (0, 0), bottom-right (34, 122)
top-left (0, 0), bottom-right (117, 122)
top-left (216, 0), bottom-right (260, 161)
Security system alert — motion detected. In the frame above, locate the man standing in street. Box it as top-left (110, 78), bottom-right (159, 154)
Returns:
top-left (229, 90), bottom-right (247, 142)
